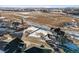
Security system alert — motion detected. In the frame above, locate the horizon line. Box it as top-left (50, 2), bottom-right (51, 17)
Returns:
top-left (0, 5), bottom-right (79, 8)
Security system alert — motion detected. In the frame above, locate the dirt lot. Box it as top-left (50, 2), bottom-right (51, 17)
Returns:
top-left (0, 11), bottom-right (78, 27)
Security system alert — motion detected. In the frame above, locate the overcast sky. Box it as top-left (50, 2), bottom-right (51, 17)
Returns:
top-left (0, 5), bottom-right (79, 8)
top-left (0, 0), bottom-right (79, 8)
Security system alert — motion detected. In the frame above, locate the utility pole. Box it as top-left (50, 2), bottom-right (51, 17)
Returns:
top-left (0, 12), bottom-right (1, 17)
top-left (21, 17), bottom-right (24, 25)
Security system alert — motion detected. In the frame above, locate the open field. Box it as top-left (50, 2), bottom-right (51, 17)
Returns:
top-left (1, 11), bottom-right (79, 27)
